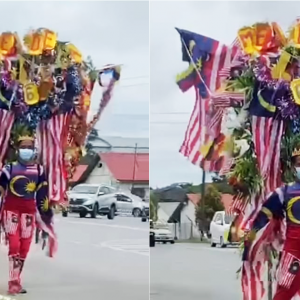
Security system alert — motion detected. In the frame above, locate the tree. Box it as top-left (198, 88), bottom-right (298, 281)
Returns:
top-left (150, 191), bottom-right (159, 221)
top-left (195, 185), bottom-right (224, 234)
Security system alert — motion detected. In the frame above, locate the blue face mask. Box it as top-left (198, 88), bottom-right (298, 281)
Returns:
top-left (19, 149), bottom-right (34, 162)
top-left (296, 167), bottom-right (300, 180)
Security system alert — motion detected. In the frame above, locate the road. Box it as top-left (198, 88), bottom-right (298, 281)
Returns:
top-left (150, 243), bottom-right (243, 300)
top-left (0, 214), bottom-right (149, 300)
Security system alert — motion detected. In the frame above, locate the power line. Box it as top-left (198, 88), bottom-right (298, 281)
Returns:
top-left (122, 75), bottom-right (149, 81)
top-left (118, 83), bottom-right (148, 88)
top-left (151, 112), bottom-right (190, 115)
top-left (150, 121), bottom-right (187, 124)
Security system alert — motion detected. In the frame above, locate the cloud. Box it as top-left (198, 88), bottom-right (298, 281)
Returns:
top-left (0, 1), bottom-right (149, 138)
top-left (150, 1), bottom-right (299, 187)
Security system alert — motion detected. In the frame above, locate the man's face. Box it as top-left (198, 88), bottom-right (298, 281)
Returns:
top-left (294, 155), bottom-right (300, 168)
top-left (19, 140), bottom-right (34, 150)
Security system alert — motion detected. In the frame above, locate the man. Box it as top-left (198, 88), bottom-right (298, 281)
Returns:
top-left (244, 148), bottom-right (300, 300)
top-left (0, 135), bottom-right (51, 295)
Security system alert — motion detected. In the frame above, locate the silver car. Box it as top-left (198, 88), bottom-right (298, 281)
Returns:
top-left (68, 184), bottom-right (118, 219)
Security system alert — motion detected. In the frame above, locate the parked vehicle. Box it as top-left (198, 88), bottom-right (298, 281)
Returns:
top-left (149, 219), bottom-right (155, 247)
top-left (152, 222), bottom-right (174, 244)
top-left (113, 193), bottom-right (149, 217)
top-left (68, 184), bottom-right (118, 219)
top-left (209, 211), bottom-right (235, 248)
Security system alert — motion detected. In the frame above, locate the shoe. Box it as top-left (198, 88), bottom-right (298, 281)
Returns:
top-left (18, 287), bottom-right (27, 294)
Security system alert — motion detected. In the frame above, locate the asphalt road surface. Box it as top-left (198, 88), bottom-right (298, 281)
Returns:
top-left (0, 214), bottom-right (149, 300)
top-left (150, 243), bottom-right (243, 300)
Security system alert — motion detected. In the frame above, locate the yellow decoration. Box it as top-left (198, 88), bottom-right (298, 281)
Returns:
top-left (18, 135), bottom-right (34, 142)
top-left (289, 22), bottom-right (300, 48)
top-left (291, 79), bottom-right (300, 105)
top-left (199, 139), bottom-right (213, 158)
top-left (23, 83), bottom-right (39, 105)
top-left (287, 196), bottom-right (300, 224)
top-left (271, 51), bottom-right (292, 80)
top-left (43, 29), bottom-right (57, 51)
top-left (25, 181), bottom-right (37, 193)
top-left (0, 32), bottom-right (17, 57)
top-left (18, 56), bottom-right (28, 84)
top-left (272, 22), bottom-right (287, 47)
top-left (42, 197), bottom-right (49, 211)
top-left (238, 23), bottom-right (275, 55)
top-left (292, 148), bottom-right (300, 157)
top-left (24, 29), bottom-right (57, 55)
top-left (66, 43), bottom-right (82, 63)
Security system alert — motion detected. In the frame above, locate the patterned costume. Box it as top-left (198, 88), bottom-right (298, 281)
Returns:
top-left (244, 182), bottom-right (300, 300)
top-left (0, 161), bottom-right (52, 294)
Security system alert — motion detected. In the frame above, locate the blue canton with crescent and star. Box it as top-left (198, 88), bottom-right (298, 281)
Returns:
top-left (0, 162), bottom-right (49, 212)
top-left (253, 182), bottom-right (300, 231)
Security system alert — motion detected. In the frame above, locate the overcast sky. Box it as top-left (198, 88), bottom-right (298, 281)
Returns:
top-left (150, 1), bottom-right (299, 188)
top-left (0, 1), bottom-right (149, 138)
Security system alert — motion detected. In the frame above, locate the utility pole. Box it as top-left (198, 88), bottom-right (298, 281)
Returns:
top-left (200, 168), bottom-right (206, 241)
top-left (131, 143), bottom-right (138, 191)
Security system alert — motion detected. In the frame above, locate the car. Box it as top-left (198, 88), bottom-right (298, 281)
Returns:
top-left (68, 184), bottom-right (118, 219)
top-left (114, 193), bottom-right (149, 217)
top-left (149, 219), bottom-right (155, 247)
top-left (132, 197), bottom-right (149, 218)
top-left (152, 222), bottom-right (175, 244)
top-left (209, 211), bottom-right (235, 248)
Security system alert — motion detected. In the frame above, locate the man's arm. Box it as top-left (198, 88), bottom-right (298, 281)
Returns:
top-left (252, 187), bottom-right (285, 231)
top-left (36, 166), bottom-right (53, 222)
top-left (0, 165), bottom-right (10, 205)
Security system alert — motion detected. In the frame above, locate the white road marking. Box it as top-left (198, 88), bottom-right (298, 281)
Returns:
top-left (100, 239), bottom-right (149, 257)
top-left (61, 220), bottom-right (148, 232)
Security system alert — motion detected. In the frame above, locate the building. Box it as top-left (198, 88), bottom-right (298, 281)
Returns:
top-left (87, 133), bottom-right (149, 154)
top-left (70, 136), bottom-right (149, 199)
top-left (155, 187), bottom-right (234, 240)
top-left (86, 152), bottom-right (149, 199)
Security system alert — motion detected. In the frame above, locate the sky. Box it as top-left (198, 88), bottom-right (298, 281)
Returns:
top-left (0, 1), bottom-right (149, 138)
top-left (150, 1), bottom-right (300, 188)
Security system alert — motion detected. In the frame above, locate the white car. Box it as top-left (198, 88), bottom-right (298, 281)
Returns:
top-left (209, 211), bottom-right (234, 248)
top-left (153, 222), bottom-right (175, 244)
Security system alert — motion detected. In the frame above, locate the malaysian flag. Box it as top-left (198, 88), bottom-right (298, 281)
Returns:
top-left (3, 211), bottom-right (19, 235)
top-left (176, 29), bottom-right (240, 171)
top-left (0, 110), bottom-right (14, 167)
top-left (37, 113), bottom-right (71, 202)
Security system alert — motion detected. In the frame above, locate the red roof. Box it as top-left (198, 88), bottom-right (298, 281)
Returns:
top-left (187, 193), bottom-right (233, 212)
top-left (100, 153), bottom-right (149, 182)
top-left (69, 165), bottom-right (88, 182)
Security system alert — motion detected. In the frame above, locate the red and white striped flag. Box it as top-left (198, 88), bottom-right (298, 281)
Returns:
top-left (179, 40), bottom-right (241, 172)
top-left (0, 110), bottom-right (14, 168)
top-left (37, 113), bottom-right (70, 202)
top-left (252, 116), bottom-right (284, 195)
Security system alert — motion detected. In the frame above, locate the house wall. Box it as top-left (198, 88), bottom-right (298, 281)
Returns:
top-left (85, 163), bottom-right (149, 198)
top-left (85, 163), bottom-right (118, 186)
top-left (179, 201), bottom-right (201, 240)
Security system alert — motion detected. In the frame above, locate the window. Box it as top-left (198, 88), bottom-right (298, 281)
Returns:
top-left (214, 213), bottom-right (223, 224)
top-left (72, 185), bottom-right (98, 194)
top-left (99, 187), bottom-right (110, 194)
top-left (122, 195), bottom-right (132, 203)
top-left (224, 215), bottom-right (234, 225)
